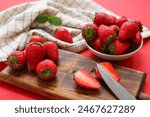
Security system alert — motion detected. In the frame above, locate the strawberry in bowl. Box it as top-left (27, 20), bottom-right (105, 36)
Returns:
top-left (82, 12), bottom-right (143, 60)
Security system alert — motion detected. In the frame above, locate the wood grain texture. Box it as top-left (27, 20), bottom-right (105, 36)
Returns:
top-left (138, 93), bottom-right (150, 100)
top-left (0, 49), bottom-right (147, 100)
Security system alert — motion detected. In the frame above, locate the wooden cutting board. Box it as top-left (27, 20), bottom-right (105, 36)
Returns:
top-left (0, 49), bottom-right (147, 100)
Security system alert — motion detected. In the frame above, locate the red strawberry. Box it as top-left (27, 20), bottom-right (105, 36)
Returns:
top-left (108, 40), bottom-right (130, 55)
top-left (100, 62), bottom-right (121, 82)
top-left (29, 36), bottom-right (44, 44)
top-left (110, 25), bottom-right (120, 36)
top-left (93, 38), bottom-right (103, 51)
top-left (91, 68), bottom-right (102, 80)
top-left (95, 69), bottom-right (102, 80)
top-left (82, 23), bottom-right (98, 42)
top-left (6, 51), bottom-right (26, 70)
top-left (110, 25), bottom-right (119, 32)
top-left (132, 31), bottom-right (142, 45)
top-left (55, 28), bottom-right (73, 43)
top-left (118, 21), bottom-right (139, 41)
top-left (26, 42), bottom-right (45, 71)
top-left (115, 16), bottom-right (128, 27)
top-left (44, 42), bottom-right (58, 62)
top-left (73, 69), bottom-right (101, 90)
top-left (36, 59), bottom-right (57, 80)
top-left (128, 18), bottom-right (143, 32)
top-left (98, 25), bottom-right (117, 44)
top-left (94, 12), bottom-right (116, 26)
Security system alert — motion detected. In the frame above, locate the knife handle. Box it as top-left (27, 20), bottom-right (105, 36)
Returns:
top-left (138, 93), bottom-right (150, 100)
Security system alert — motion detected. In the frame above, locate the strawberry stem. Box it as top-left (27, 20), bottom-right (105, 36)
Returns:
top-left (29, 42), bottom-right (43, 46)
top-left (83, 26), bottom-right (97, 41)
top-left (91, 68), bottom-right (96, 73)
top-left (6, 56), bottom-right (21, 69)
top-left (72, 69), bottom-right (78, 75)
top-left (40, 66), bottom-right (54, 79)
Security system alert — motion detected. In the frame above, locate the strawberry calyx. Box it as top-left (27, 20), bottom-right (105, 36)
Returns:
top-left (40, 66), bottom-right (54, 79)
top-left (101, 32), bottom-right (117, 53)
top-left (83, 26), bottom-right (97, 41)
top-left (72, 70), bottom-right (78, 76)
top-left (108, 43), bottom-right (115, 54)
top-left (6, 56), bottom-right (20, 69)
top-left (28, 42), bottom-right (43, 46)
top-left (105, 35), bottom-right (116, 45)
top-left (90, 68), bottom-right (95, 73)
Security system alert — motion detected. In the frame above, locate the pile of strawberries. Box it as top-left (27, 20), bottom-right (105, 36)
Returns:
top-left (6, 26), bottom-right (74, 81)
top-left (82, 12), bottom-right (143, 55)
top-left (6, 36), bottom-right (58, 80)
top-left (5, 26), bottom-right (74, 82)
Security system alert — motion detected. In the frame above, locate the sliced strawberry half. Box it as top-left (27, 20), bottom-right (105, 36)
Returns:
top-left (99, 62), bottom-right (121, 82)
top-left (73, 69), bottom-right (101, 90)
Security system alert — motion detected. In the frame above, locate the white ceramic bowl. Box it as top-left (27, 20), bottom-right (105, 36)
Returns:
top-left (86, 40), bottom-right (143, 61)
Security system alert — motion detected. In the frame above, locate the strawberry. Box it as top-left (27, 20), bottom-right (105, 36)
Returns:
top-left (91, 68), bottom-right (102, 80)
top-left (36, 59), bottom-right (57, 80)
top-left (73, 69), bottom-right (101, 90)
top-left (118, 21), bottom-right (139, 41)
top-left (98, 25), bottom-right (117, 44)
top-left (25, 42), bottom-right (45, 71)
top-left (82, 23), bottom-right (98, 42)
top-left (110, 25), bottom-right (119, 32)
top-left (55, 28), bottom-right (73, 43)
top-left (93, 38), bottom-right (103, 51)
top-left (29, 36), bottom-right (45, 44)
top-left (115, 16), bottom-right (128, 27)
top-left (128, 18), bottom-right (143, 32)
top-left (94, 12), bottom-right (116, 26)
top-left (44, 42), bottom-right (58, 62)
top-left (6, 51), bottom-right (26, 70)
top-left (108, 40), bottom-right (130, 55)
top-left (132, 31), bottom-right (142, 45)
top-left (95, 69), bottom-right (102, 80)
top-left (100, 62), bottom-right (121, 82)
top-left (110, 25), bottom-right (120, 36)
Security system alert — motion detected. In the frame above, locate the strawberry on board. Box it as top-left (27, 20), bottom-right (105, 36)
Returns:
top-left (98, 24), bottom-right (117, 44)
top-left (44, 42), bottom-right (58, 62)
top-left (95, 68), bottom-right (102, 80)
top-left (55, 28), bottom-right (73, 43)
top-left (6, 51), bottom-right (27, 70)
top-left (93, 38), bottom-right (103, 51)
top-left (25, 42), bottom-right (45, 71)
top-left (115, 16), bottom-right (128, 27)
top-left (118, 21), bottom-right (139, 41)
top-left (82, 23), bottom-right (98, 42)
top-left (29, 36), bottom-right (45, 44)
top-left (91, 68), bottom-right (102, 80)
top-left (94, 12), bottom-right (116, 26)
top-left (73, 69), bottom-right (101, 90)
top-left (108, 40), bottom-right (130, 55)
top-left (99, 62), bottom-right (121, 82)
top-left (36, 59), bottom-right (57, 80)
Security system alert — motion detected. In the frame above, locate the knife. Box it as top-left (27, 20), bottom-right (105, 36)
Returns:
top-left (96, 63), bottom-right (136, 100)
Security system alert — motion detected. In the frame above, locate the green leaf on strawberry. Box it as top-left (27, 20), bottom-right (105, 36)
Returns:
top-left (48, 16), bottom-right (62, 26)
top-left (35, 14), bottom-right (49, 23)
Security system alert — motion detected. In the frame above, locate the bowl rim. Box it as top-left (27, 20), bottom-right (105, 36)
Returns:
top-left (86, 39), bottom-right (143, 58)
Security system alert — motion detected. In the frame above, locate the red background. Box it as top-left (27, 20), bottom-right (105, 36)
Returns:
top-left (0, 0), bottom-right (150, 99)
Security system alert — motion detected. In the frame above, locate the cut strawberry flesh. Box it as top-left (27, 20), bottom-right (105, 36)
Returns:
top-left (100, 62), bottom-right (121, 82)
top-left (74, 70), bottom-right (101, 90)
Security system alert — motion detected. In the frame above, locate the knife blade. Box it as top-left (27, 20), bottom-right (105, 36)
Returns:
top-left (96, 63), bottom-right (136, 100)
